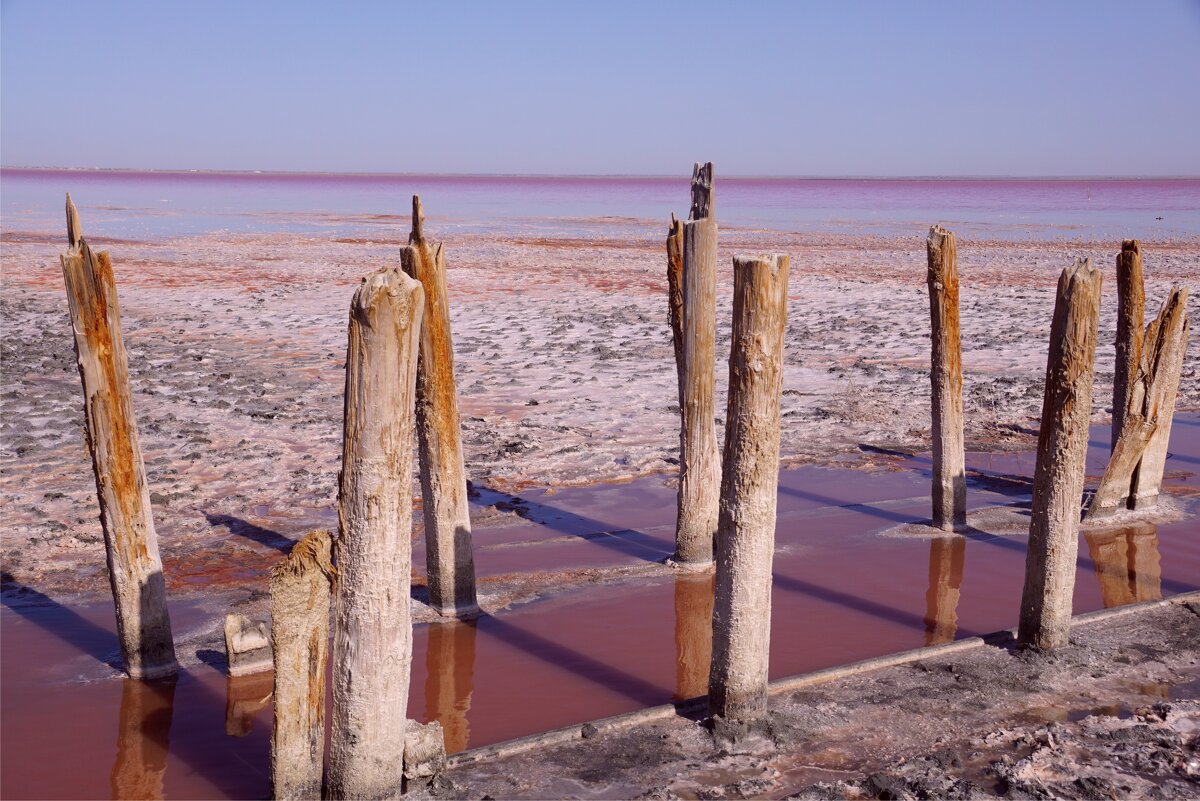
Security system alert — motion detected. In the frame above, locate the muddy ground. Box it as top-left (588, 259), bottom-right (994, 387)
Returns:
top-left (1, 224), bottom-right (1197, 596)
top-left (422, 598), bottom-right (1200, 801)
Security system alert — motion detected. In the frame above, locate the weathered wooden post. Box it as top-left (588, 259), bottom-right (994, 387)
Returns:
top-left (709, 254), bottom-right (789, 723)
top-left (666, 212), bottom-right (686, 402)
top-left (1017, 259), bottom-right (1102, 650)
top-left (1088, 287), bottom-right (1189, 518)
top-left (674, 163), bottom-right (720, 565)
top-left (673, 573), bottom-right (714, 701)
top-left (401, 196), bottom-right (478, 617)
top-left (1112, 240), bottom-right (1144, 450)
top-left (60, 194), bottom-right (176, 679)
top-left (327, 266), bottom-right (424, 800)
top-left (424, 621), bottom-right (477, 754)
top-left (923, 536), bottom-right (965, 646)
top-left (1130, 288), bottom-right (1189, 510)
top-left (110, 676), bottom-right (177, 800)
top-left (926, 226), bottom-right (967, 531)
top-left (270, 530), bottom-right (335, 801)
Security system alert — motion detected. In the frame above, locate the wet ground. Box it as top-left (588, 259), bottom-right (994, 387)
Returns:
top-left (2, 417), bottom-right (1198, 799)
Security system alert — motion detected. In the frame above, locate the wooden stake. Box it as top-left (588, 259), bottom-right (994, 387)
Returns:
top-left (709, 253), bottom-right (789, 722)
top-left (667, 212), bottom-right (685, 404)
top-left (60, 194), bottom-right (176, 679)
top-left (1018, 259), bottom-right (1102, 650)
top-left (1129, 288), bottom-right (1189, 509)
top-left (401, 196), bottom-right (478, 617)
top-left (926, 226), bottom-right (967, 531)
top-left (270, 530), bottom-right (335, 801)
top-left (328, 266), bottom-right (424, 800)
top-left (675, 163), bottom-right (720, 565)
top-left (1112, 240), bottom-right (1144, 450)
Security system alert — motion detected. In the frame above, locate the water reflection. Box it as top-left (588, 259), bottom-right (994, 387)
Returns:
top-left (224, 672), bottom-right (273, 737)
top-left (110, 676), bottom-right (177, 801)
top-left (1086, 525), bottom-right (1162, 608)
top-left (673, 573), bottom-right (714, 701)
top-left (423, 620), bottom-right (477, 754)
top-left (923, 537), bottom-right (965, 646)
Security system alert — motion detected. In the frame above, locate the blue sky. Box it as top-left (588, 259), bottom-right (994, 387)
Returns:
top-left (2, 0), bottom-right (1198, 176)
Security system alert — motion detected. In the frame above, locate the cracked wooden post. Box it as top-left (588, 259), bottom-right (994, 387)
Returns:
top-left (327, 266), bottom-right (424, 800)
top-left (1112, 240), bottom-right (1144, 451)
top-left (709, 254), bottom-right (789, 723)
top-left (60, 193), bottom-right (177, 679)
top-left (1130, 288), bottom-right (1189, 510)
top-left (1018, 259), bottom-right (1102, 650)
top-left (926, 226), bottom-right (967, 532)
top-left (667, 212), bottom-right (685, 403)
top-left (675, 163), bottom-right (720, 565)
top-left (1089, 287), bottom-right (1189, 518)
top-left (401, 196), bottom-right (478, 617)
top-left (270, 530), bottom-right (335, 801)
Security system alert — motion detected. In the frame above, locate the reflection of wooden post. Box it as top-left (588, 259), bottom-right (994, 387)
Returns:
top-left (1018, 260), bottom-right (1102, 650)
top-left (1128, 529), bottom-right (1163, 602)
top-left (270, 530), bottom-right (334, 800)
top-left (1112, 241), bottom-right (1144, 450)
top-left (110, 677), bottom-right (177, 801)
top-left (1090, 287), bottom-right (1189, 518)
top-left (673, 573), bottom-right (714, 700)
top-left (1085, 527), bottom-right (1163, 608)
top-left (1130, 288), bottom-right (1189, 510)
top-left (423, 621), bottom-right (477, 754)
top-left (401, 196), bottom-right (478, 617)
top-left (923, 537), bottom-right (965, 646)
top-left (709, 254), bottom-right (789, 722)
top-left (328, 267), bottom-right (424, 801)
top-left (675, 163), bottom-right (720, 565)
top-left (60, 194), bottom-right (176, 679)
top-left (926, 226), bottom-right (966, 531)
top-left (225, 672), bottom-right (273, 737)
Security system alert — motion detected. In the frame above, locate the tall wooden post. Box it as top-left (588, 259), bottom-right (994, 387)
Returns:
top-left (401, 196), bottom-right (478, 617)
top-left (328, 267), bottom-right (424, 800)
top-left (60, 194), bottom-right (176, 679)
top-left (675, 163), bottom-right (720, 565)
top-left (926, 226), bottom-right (967, 531)
top-left (1018, 259), bottom-right (1102, 650)
top-left (1130, 288), bottom-right (1189, 510)
top-left (270, 530), bottom-right (335, 801)
top-left (709, 254), bottom-right (789, 722)
top-left (1112, 240), bottom-right (1144, 450)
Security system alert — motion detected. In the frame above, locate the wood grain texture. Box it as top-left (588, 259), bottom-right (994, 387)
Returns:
top-left (401, 195), bottom-right (478, 617)
top-left (60, 195), bottom-right (176, 679)
top-left (709, 254), bottom-right (789, 722)
top-left (1112, 240), bottom-right (1145, 451)
top-left (1018, 259), bottom-right (1102, 650)
top-left (675, 163), bottom-right (720, 565)
top-left (270, 530), bottom-right (334, 801)
top-left (667, 212), bottom-right (685, 404)
top-left (926, 226), bottom-right (966, 532)
top-left (328, 266), bottom-right (424, 800)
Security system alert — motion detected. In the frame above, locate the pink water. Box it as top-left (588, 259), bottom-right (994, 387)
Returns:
top-left (3, 168), bottom-right (1198, 240)
top-left (3, 418), bottom-right (1198, 799)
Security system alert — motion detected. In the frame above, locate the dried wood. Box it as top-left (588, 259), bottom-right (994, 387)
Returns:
top-left (1129, 288), bottom-right (1189, 509)
top-left (709, 254), bottom-right (789, 722)
top-left (1018, 259), bottom-right (1102, 650)
top-left (926, 226), bottom-right (966, 531)
top-left (328, 266), bottom-right (424, 800)
top-left (60, 194), bottom-right (176, 679)
top-left (1112, 240), bottom-right (1145, 450)
top-left (402, 196), bottom-right (478, 616)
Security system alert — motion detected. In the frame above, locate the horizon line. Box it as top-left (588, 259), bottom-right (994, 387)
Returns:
top-left (3, 165), bottom-right (1198, 182)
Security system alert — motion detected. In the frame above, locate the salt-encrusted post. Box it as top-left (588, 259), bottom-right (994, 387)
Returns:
top-left (926, 226), bottom-right (967, 531)
top-left (1017, 259), bottom-right (1102, 650)
top-left (1112, 240), bottom-right (1145, 450)
top-left (270, 530), bottom-right (335, 801)
top-left (60, 194), bottom-right (176, 679)
top-left (675, 163), bottom-right (720, 565)
top-left (328, 267), bottom-right (424, 800)
top-left (709, 254), bottom-right (789, 722)
top-left (1130, 288), bottom-right (1189, 510)
top-left (401, 196), bottom-right (478, 617)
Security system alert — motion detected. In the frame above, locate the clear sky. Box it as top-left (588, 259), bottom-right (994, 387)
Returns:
top-left (2, 0), bottom-right (1198, 176)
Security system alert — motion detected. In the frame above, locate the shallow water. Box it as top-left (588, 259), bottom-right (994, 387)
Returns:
top-left (4, 169), bottom-right (1198, 240)
top-left (2, 417), bottom-right (1197, 800)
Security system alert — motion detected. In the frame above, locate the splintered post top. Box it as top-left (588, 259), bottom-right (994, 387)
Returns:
top-left (689, 162), bottom-right (714, 221)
